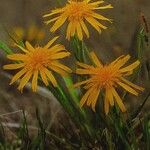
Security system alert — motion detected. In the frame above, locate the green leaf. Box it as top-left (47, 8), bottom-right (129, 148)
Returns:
top-left (63, 75), bottom-right (79, 102)
top-left (137, 27), bottom-right (145, 61)
top-left (0, 41), bottom-right (13, 55)
top-left (70, 36), bottom-right (91, 63)
top-left (143, 116), bottom-right (150, 150)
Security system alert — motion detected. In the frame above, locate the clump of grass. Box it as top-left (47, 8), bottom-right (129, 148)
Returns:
top-left (0, 25), bottom-right (150, 149)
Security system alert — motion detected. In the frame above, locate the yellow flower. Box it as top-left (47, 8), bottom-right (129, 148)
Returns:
top-left (43, 0), bottom-right (113, 40)
top-left (3, 37), bottom-right (72, 92)
top-left (13, 27), bottom-right (24, 40)
top-left (74, 52), bottom-right (144, 114)
top-left (26, 24), bottom-right (45, 42)
top-left (11, 24), bottom-right (45, 46)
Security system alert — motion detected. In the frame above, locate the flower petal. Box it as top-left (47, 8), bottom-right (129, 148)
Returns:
top-left (76, 61), bottom-right (93, 69)
top-left (44, 36), bottom-right (59, 49)
top-left (25, 41), bottom-right (35, 52)
top-left (90, 51), bottom-right (103, 67)
top-left (76, 22), bottom-right (83, 40)
top-left (120, 60), bottom-right (140, 73)
top-left (3, 63), bottom-right (25, 70)
top-left (43, 9), bottom-right (64, 18)
top-left (10, 68), bottom-right (27, 85)
top-left (45, 16), bottom-right (60, 25)
top-left (80, 21), bottom-right (89, 38)
top-left (40, 69), bottom-right (49, 86)
top-left (73, 79), bottom-right (92, 88)
top-left (117, 81), bottom-right (139, 96)
top-left (80, 87), bottom-right (94, 107)
top-left (104, 94), bottom-right (109, 115)
top-left (50, 52), bottom-right (70, 59)
top-left (51, 61), bottom-right (72, 73)
top-left (44, 68), bottom-right (57, 87)
top-left (111, 55), bottom-right (130, 68)
top-left (92, 13), bottom-right (111, 22)
top-left (91, 88), bottom-right (100, 111)
top-left (18, 71), bottom-right (32, 91)
top-left (66, 22), bottom-right (73, 40)
top-left (112, 88), bottom-right (126, 112)
top-left (85, 17), bottom-right (101, 33)
top-left (49, 65), bottom-right (69, 76)
top-left (106, 89), bottom-right (114, 106)
top-left (15, 44), bottom-right (29, 53)
top-left (120, 77), bottom-right (144, 91)
top-left (7, 54), bottom-right (27, 61)
top-left (32, 70), bottom-right (38, 92)
top-left (50, 15), bottom-right (67, 32)
top-left (94, 4), bottom-right (113, 10)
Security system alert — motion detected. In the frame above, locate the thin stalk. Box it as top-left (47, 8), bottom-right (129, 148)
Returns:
top-left (109, 107), bottom-right (131, 150)
top-left (131, 91), bottom-right (150, 120)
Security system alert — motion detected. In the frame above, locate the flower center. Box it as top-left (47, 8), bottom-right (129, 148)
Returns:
top-left (25, 48), bottom-right (50, 71)
top-left (66, 1), bottom-right (91, 21)
top-left (94, 66), bottom-right (121, 88)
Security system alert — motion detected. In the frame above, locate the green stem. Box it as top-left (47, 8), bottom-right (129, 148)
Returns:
top-left (48, 83), bottom-right (95, 142)
top-left (70, 35), bottom-right (91, 63)
top-left (109, 107), bottom-right (131, 150)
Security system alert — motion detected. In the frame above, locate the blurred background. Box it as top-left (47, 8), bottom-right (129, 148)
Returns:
top-left (0, 0), bottom-right (149, 142)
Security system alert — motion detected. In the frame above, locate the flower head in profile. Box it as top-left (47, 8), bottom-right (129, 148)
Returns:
top-left (43, 0), bottom-right (113, 40)
top-left (3, 37), bottom-right (72, 92)
top-left (74, 52), bottom-right (144, 114)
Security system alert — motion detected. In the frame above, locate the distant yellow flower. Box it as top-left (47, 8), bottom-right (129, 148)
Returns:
top-left (44, 0), bottom-right (113, 40)
top-left (74, 52), bottom-right (144, 114)
top-left (26, 24), bottom-right (45, 42)
top-left (3, 37), bottom-right (71, 92)
top-left (11, 24), bottom-right (45, 46)
top-left (13, 27), bottom-right (24, 40)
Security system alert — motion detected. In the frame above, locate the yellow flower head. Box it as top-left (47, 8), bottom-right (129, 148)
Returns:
top-left (12, 24), bottom-right (45, 45)
top-left (74, 52), bottom-right (144, 114)
top-left (43, 0), bottom-right (113, 40)
top-left (3, 37), bottom-right (72, 92)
